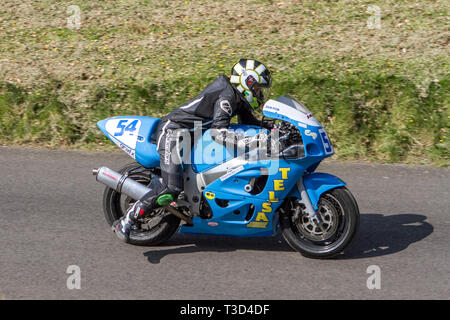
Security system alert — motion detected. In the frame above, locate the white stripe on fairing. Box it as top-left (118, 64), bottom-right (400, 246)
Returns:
top-left (156, 120), bottom-right (171, 150)
top-left (236, 84), bottom-right (245, 92)
top-left (246, 59), bottom-right (255, 70)
top-left (230, 75), bottom-right (240, 84)
top-left (262, 99), bottom-right (321, 127)
top-left (255, 64), bottom-right (266, 75)
top-left (233, 63), bottom-right (244, 75)
top-left (180, 96), bottom-right (204, 110)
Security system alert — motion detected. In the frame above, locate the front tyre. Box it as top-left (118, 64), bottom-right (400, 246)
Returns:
top-left (279, 187), bottom-right (359, 259)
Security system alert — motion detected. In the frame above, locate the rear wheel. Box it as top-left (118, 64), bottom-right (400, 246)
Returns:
top-left (102, 162), bottom-right (180, 246)
top-left (279, 187), bottom-right (359, 258)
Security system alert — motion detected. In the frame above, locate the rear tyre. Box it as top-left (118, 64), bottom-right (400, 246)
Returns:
top-left (279, 187), bottom-right (359, 259)
top-left (102, 162), bottom-right (180, 246)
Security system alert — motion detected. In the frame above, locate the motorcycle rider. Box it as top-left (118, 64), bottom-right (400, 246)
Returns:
top-left (113, 59), bottom-right (273, 242)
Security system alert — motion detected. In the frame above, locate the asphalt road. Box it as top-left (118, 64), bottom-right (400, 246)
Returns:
top-left (0, 146), bottom-right (448, 300)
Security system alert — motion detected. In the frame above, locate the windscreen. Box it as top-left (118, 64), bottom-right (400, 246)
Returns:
top-left (276, 96), bottom-right (311, 115)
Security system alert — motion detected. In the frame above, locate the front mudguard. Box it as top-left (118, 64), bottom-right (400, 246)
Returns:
top-left (287, 173), bottom-right (346, 210)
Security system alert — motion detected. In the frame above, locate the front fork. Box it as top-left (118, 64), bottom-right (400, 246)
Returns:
top-left (295, 177), bottom-right (327, 232)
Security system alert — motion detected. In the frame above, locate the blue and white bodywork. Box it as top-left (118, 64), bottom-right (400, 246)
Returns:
top-left (97, 96), bottom-right (346, 237)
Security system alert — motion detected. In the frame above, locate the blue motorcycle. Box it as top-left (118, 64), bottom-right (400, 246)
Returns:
top-left (93, 96), bottom-right (359, 258)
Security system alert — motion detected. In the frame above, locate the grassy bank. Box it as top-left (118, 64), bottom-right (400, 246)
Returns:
top-left (0, 0), bottom-right (448, 165)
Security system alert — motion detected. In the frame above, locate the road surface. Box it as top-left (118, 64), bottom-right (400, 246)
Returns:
top-left (0, 146), bottom-right (448, 299)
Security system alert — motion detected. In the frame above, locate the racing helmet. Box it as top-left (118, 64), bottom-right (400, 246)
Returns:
top-left (230, 59), bottom-right (272, 109)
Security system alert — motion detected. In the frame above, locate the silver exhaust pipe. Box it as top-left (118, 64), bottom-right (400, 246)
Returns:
top-left (93, 166), bottom-right (193, 224)
top-left (93, 166), bottom-right (151, 201)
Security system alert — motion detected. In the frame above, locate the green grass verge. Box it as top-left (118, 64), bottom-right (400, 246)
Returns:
top-left (0, 0), bottom-right (448, 166)
top-left (0, 68), bottom-right (448, 166)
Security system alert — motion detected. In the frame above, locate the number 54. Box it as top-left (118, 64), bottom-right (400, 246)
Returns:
top-left (114, 119), bottom-right (138, 137)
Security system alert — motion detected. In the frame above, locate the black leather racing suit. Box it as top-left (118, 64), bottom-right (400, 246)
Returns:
top-left (152, 74), bottom-right (261, 199)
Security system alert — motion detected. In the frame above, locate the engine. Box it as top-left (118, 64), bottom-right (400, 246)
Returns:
top-left (274, 121), bottom-right (305, 159)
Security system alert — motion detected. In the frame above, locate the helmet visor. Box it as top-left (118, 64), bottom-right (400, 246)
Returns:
top-left (250, 82), bottom-right (271, 107)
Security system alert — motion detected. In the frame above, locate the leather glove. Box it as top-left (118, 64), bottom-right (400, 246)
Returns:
top-left (262, 120), bottom-right (275, 130)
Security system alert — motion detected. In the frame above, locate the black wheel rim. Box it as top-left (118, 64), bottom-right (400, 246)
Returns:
top-left (289, 193), bottom-right (350, 252)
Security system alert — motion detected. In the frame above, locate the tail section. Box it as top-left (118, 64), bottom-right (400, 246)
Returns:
top-left (97, 116), bottom-right (161, 168)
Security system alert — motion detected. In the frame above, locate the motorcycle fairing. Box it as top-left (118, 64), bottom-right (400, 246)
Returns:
top-left (179, 150), bottom-right (323, 237)
top-left (180, 158), bottom-right (291, 237)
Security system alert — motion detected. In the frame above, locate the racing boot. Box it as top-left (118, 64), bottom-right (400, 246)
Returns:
top-left (112, 201), bottom-right (145, 243)
top-left (112, 188), bottom-right (176, 243)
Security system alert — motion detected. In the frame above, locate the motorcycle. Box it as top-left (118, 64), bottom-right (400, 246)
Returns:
top-left (93, 96), bottom-right (359, 258)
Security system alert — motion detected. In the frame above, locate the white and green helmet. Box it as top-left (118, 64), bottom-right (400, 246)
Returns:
top-left (230, 59), bottom-right (272, 109)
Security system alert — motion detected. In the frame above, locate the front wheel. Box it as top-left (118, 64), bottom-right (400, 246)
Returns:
top-left (279, 187), bottom-right (359, 259)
